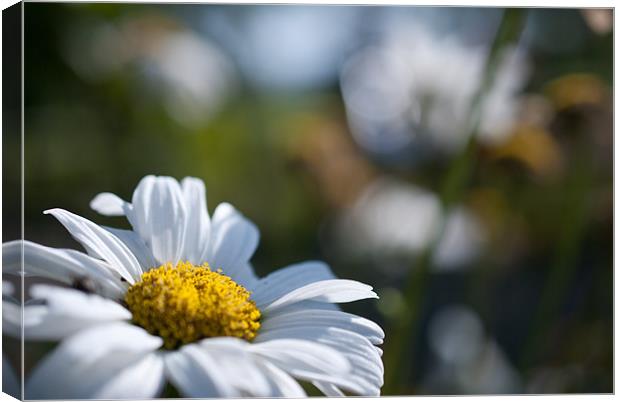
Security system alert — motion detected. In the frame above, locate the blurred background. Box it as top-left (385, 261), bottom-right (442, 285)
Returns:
top-left (4, 4), bottom-right (613, 396)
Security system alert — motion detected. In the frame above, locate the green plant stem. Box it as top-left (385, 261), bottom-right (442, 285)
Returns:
top-left (382, 9), bottom-right (527, 394)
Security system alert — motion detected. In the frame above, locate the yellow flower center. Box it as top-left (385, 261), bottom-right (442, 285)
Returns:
top-left (124, 262), bottom-right (261, 349)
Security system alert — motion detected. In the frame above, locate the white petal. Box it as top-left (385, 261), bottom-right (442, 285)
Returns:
top-left (259, 360), bottom-right (307, 397)
top-left (250, 261), bottom-right (336, 307)
top-left (260, 309), bottom-right (384, 345)
top-left (166, 338), bottom-right (271, 397)
top-left (28, 352), bottom-right (160, 399)
top-left (44, 208), bottom-right (142, 283)
top-left (3, 240), bottom-right (125, 299)
top-left (255, 326), bottom-right (383, 395)
top-left (2, 299), bottom-right (22, 339)
top-left (197, 338), bottom-right (273, 396)
top-left (204, 202), bottom-right (259, 277)
top-left (35, 322), bottom-right (161, 365)
top-left (342, 351), bottom-right (383, 396)
top-left (250, 338), bottom-right (364, 394)
top-left (164, 346), bottom-right (231, 398)
top-left (128, 175), bottom-right (187, 265)
top-left (179, 177), bottom-right (211, 264)
top-left (313, 381), bottom-right (345, 396)
top-left (168, 338), bottom-right (312, 398)
top-left (251, 339), bottom-right (349, 375)
top-left (30, 285), bottom-right (129, 319)
top-left (26, 323), bottom-right (162, 399)
top-left (92, 353), bottom-right (165, 399)
top-left (104, 226), bottom-right (157, 271)
top-left (19, 285), bottom-right (131, 340)
top-left (260, 300), bottom-right (341, 316)
top-left (262, 279), bottom-right (378, 312)
top-left (90, 192), bottom-right (128, 216)
top-left (233, 262), bottom-right (259, 290)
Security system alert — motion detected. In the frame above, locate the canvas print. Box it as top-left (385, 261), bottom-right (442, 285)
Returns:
top-left (2, 3), bottom-right (613, 399)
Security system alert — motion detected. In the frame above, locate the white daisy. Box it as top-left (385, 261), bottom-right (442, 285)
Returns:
top-left (331, 177), bottom-right (485, 272)
top-left (3, 175), bottom-right (384, 399)
top-left (340, 25), bottom-right (528, 159)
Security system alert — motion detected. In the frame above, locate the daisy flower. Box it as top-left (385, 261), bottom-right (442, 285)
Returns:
top-left (340, 25), bottom-right (528, 161)
top-left (331, 177), bottom-right (485, 272)
top-left (3, 175), bottom-right (384, 399)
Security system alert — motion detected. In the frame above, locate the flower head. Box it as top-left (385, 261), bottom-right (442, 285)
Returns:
top-left (3, 175), bottom-right (384, 399)
top-left (125, 261), bottom-right (261, 349)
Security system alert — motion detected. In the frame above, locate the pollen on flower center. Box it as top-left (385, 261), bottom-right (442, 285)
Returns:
top-left (124, 262), bottom-right (261, 349)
